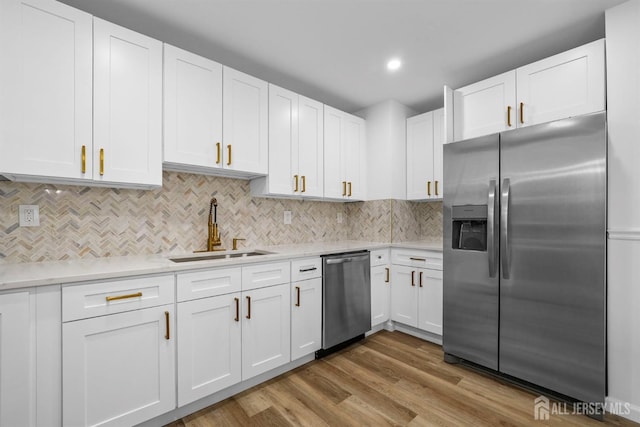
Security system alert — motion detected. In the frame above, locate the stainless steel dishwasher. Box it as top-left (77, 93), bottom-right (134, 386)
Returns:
top-left (317, 250), bottom-right (371, 357)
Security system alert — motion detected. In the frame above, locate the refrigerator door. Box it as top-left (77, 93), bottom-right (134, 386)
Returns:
top-left (443, 134), bottom-right (499, 370)
top-left (499, 112), bottom-right (606, 403)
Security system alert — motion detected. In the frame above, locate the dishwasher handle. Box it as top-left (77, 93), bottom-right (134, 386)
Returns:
top-left (324, 253), bottom-right (369, 265)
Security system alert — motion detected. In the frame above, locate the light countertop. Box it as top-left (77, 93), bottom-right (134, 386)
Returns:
top-left (0, 240), bottom-right (442, 290)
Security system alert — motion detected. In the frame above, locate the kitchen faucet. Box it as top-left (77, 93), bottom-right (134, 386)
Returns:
top-left (206, 198), bottom-right (225, 252)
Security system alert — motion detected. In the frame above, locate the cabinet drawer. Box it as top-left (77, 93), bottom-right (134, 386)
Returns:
top-left (242, 262), bottom-right (291, 291)
top-left (370, 249), bottom-right (389, 267)
top-left (291, 258), bottom-right (322, 282)
top-left (176, 267), bottom-right (241, 302)
top-left (391, 249), bottom-right (442, 270)
top-left (62, 274), bottom-right (174, 322)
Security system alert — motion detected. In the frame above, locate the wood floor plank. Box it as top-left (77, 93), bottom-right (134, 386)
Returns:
top-left (312, 358), bottom-right (418, 425)
top-left (170, 331), bottom-right (640, 427)
top-left (261, 374), bottom-right (330, 427)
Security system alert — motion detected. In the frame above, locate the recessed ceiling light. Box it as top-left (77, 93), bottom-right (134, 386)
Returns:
top-left (387, 58), bottom-right (402, 72)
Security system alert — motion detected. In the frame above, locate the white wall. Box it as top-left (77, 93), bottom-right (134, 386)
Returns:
top-left (357, 100), bottom-right (416, 200)
top-left (605, 0), bottom-right (640, 422)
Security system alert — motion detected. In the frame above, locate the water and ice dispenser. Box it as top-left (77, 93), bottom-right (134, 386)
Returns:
top-left (451, 205), bottom-right (487, 251)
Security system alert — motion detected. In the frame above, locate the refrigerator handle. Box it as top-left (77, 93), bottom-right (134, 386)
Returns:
top-left (488, 179), bottom-right (497, 278)
top-left (501, 178), bottom-right (511, 279)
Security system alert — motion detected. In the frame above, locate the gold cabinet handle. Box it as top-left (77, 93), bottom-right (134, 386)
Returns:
top-left (227, 144), bottom-right (232, 166)
top-left (294, 175), bottom-right (299, 192)
top-left (348, 182), bottom-right (352, 197)
top-left (295, 286), bottom-right (301, 307)
top-left (246, 295), bottom-right (251, 319)
top-left (342, 181), bottom-right (347, 196)
top-left (216, 142), bottom-right (221, 164)
top-left (520, 102), bottom-right (524, 124)
top-left (105, 292), bottom-right (142, 302)
top-left (81, 145), bottom-right (86, 173)
top-left (507, 106), bottom-right (512, 127)
top-left (99, 148), bottom-right (104, 175)
top-left (385, 267), bottom-right (390, 283)
top-left (164, 311), bottom-right (170, 340)
top-left (427, 181), bottom-right (431, 196)
top-left (419, 271), bottom-right (423, 288)
top-left (410, 257), bottom-right (426, 262)
top-left (411, 271), bottom-right (415, 287)
top-left (435, 180), bottom-right (439, 196)
top-left (301, 176), bottom-right (306, 193)
top-left (234, 297), bottom-right (239, 322)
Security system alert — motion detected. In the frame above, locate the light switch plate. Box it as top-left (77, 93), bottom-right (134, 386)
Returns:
top-left (19, 205), bottom-right (40, 227)
top-left (284, 211), bottom-right (292, 225)
top-left (337, 212), bottom-right (343, 224)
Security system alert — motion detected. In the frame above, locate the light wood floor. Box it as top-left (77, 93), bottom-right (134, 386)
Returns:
top-left (167, 331), bottom-right (638, 426)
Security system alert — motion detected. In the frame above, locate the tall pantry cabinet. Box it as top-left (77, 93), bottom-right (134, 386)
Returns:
top-left (605, 2), bottom-right (640, 423)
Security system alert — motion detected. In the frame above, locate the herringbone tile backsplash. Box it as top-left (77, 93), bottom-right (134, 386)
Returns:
top-left (0, 172), bottom-right (442, 264)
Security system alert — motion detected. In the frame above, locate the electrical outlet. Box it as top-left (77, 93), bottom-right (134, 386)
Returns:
top-left (283, 211), bottom-right (292, 225)
top-left (337, 212), bottom-right (343, 224)
top-left (19, 205), bottom-right (40, 227)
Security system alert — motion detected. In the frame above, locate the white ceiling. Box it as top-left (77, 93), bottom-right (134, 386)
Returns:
top-left (59, 0), bottom-right (624, 114)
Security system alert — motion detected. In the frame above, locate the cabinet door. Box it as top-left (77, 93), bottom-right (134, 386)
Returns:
top-left (324, 105), bottom-right (344, 199)
top-left (432, 108), bottom-right (444, 199)
top-left (223, 67), bottom-right (268, 175)
top-left (406, 112), bottom-right (434, 200)
top-left (516, 39), bottom-right (605, 128)
top-left (343, 113), bottom-right (366, 200)
top-left (0, 292), bottom-right (33, 427)
top-left (177, 294), bottom-right (241, 406)
top-left (268, 84), bottom-right (297, 195)
top-left (390, 265), bottom-right (418, 328)
top-left (298, 96), bottom-right (324, 198)
top-left (163, 44), bottom-right (223, 170)
top-left (242, 284), bottom-right (290, 380)
top-left (93, 18), bottom-right (163, 187)
top-left (291, 278), bottom-right (322, 360)
top-left (0, 0), bottom-right (92, 180)
top-left (417, 268), bottom-right (443, 335)
top-left (371, 264), bottom-right (391, 327)
top-left (453, 70), bottom-right (516, 141)
top-left (63, 305), bottom-right (175, 427)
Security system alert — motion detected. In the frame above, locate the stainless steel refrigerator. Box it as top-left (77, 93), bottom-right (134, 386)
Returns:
top-left (443, 112), bottom-right (606, 405)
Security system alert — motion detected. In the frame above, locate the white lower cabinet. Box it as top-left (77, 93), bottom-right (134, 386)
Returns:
top-left (370, 249), bottom-right (391, 327)
top-left (390, 250), bottom-right (443, 337)
top-left (391, 265), bottom-right (419, 327)
top-left (0, 286), bottom-right (61, 427)
top-left (0, 291), bottom-right (33, 427)
top-left (291, 277), bottom-right (322, 360)
top-left (63, 304), bottom-right (176, 427)
top-left (177, 293), bottom-right (241, 406)
top-left (242, 283), bottom-right (291, 380)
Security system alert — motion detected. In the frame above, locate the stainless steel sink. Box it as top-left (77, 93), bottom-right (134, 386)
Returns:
top-left (169, 250), bottom-right (273, 263)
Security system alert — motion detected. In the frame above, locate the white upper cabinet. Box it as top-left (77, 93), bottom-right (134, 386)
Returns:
top-left (0, 0), bottom-right (92, 181)
top-left (251, 85), bottom-right (324, 198)
top-left (297, 95), bottom-right (324, 198)
top-left (163, 44), bottom-right (223, 172)
top-left (223, 66), bottom-right (268, 176)
top-left (453, 71), bottom-right (516, 141)
top-left (267, 84), bottom-right (298, 196)
top-left (516, 39), bottom-right (605, 128)
top-left (452, 39), bottom-right (605, 142)
top-left (406, 108), bottom-right (444, 200)
top-left (324, 105), bottom-right (366, 201)
top-left (93, 18), bottom-right (163, 187)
